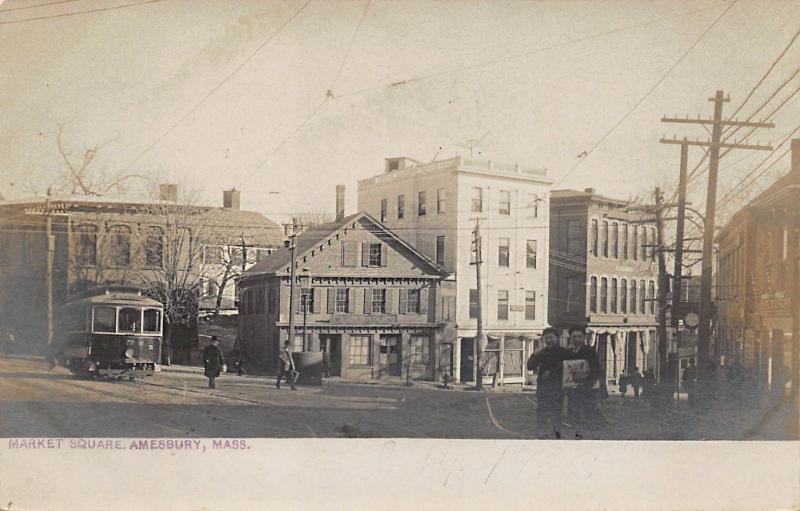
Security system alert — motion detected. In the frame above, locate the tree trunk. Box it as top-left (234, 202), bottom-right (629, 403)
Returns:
top-left (163, 323), bottom-right (173, 366)
top-left (214, 266), bottom-right (231, 317)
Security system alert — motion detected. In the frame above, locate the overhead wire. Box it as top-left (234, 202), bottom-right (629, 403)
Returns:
top-left (0, 0), bottom-right (82, 13)
top-left (0, 0), bottom-right (167, 24)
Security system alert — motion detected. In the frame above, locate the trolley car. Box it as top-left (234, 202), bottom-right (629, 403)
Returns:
top-left (55, 286), bottom-right (163, 378)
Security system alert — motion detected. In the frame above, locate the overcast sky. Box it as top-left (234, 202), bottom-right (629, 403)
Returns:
top-left (1, 0), bottom-right (798, 224)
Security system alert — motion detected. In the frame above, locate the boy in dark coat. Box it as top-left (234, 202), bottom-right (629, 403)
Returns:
top-left (202, 336), bottom-right (225, 389)
top-left (565, 326), bottom-right (602, 438)
top-left (527, 327), bottom-right (571, 439)
top-left (276, 340), bottom-right (298, 390)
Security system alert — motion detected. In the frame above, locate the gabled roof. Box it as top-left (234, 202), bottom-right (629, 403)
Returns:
top-left (242, 211), bottom-right (447, 279)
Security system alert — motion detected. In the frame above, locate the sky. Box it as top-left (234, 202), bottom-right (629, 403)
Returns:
top-left (1, 0), bottom-right (799, 225)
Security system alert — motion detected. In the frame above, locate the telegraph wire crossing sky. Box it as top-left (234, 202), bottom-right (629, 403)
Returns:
top-left (1, 0), bottom-right (799, 224)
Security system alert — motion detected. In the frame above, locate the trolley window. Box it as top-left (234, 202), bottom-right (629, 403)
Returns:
top-left (143, 309), bottom-right (161, 333)
top-left (118, 308), bottom-right (142, 333)
top-left (93, 307), bottom-right (116, 333)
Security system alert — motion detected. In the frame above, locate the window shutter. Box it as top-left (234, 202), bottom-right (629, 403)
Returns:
top-left (341, 241), bottom-right (346, 266)
top-left (361, 242), bottom-right (370, 266)
top-left (380, 242), bottom-right (388, 267)
top-left (347, 287), bottom-right (356, 313)
top-left (419, 288), bottom-right (429, 316)
top-left (327, 288), bottom-right (335, 314)
top-left (363, 288), bottom-right (372, 314)
top-left (399, 288), bottom-right (408, 314)
top-left (312, 287), bottom-right (321, 314)
top-left (386, 288), bottom-right (397, 314)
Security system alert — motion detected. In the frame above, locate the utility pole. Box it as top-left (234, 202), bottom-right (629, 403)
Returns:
top-left (471, 218), bottom-right (484, 391)
top-left (45, 197), bottom-right (54, 347)
top-left (660, 90), bottom-right (773, 381)
top-left (654, 187), bottom-right (669, 384)
top-left (287, 218), bottom-right (298, 353)
top-left (671, 140), bottom-right (689, 403)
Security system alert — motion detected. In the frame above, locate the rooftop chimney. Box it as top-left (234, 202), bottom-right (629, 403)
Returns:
top-left (584, 187), bottom-right (596, 195)
top-left (335, 185), bottom-right (345, 221)
top-left (223, 188), bottom-right (240, 210)
top-left (159, 183), bottom-right (178, 202)
top-left (792, 138), bottom-right (799, 175)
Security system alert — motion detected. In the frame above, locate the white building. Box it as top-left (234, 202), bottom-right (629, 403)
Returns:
top-left (358, 156), bottom-right (554, 383)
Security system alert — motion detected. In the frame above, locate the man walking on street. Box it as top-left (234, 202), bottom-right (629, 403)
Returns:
top-left (527, 327), bottom-right (571, 439)
top-left (683, 359), bottom-right (697, 408)
top-left (202, 336), bottom-right (225, 389)
top-left (565, 326), bottom-right (602, 438)
top-left (630, 367), bottom-right (643, 398)
top-left (276, 340), bottom-right (298, 390)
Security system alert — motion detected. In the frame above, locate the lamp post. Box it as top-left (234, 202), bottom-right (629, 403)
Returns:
top-left (299, 268), bottom-right (311, 352)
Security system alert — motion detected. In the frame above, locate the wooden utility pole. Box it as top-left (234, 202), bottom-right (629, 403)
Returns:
top-left (287, 218), bottom-right (298, 352)
top-left (660, 90), bottom-right (774, 380)
top-left (45, 198), bottom-right (54, 347)
top-left (654, 187), bottom-right (669, 384)
top-left (671, 140), bottom-right (689, 402)
top-left (471, 219), bottom-right (484, 391)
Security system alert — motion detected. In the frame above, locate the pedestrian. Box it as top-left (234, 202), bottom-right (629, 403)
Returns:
top-left (682, 359), bottom-right (697, 407)
top-left (276, 340), bottom-right (298, 390)
top-left (3, 331), bottom-right (15, 357)
top-left (641, 369), bottom-right (656, 399)
top-left (618, 370), bottom-right (628, 396)
top-left (233, 345), bottom-right (247, 377)
top-left (630, 367), bottom-right (643, 398)
top-left (527, 327), bottom-right (571, 439)
top-left (322, 349), bottom-right (331, 379)
top-left (565, 326), bottom-right (602, 438)
top-left (202, 336), bottom-right (225, 389)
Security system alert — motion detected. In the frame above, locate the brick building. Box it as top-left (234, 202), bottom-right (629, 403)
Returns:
top-left (237, 211), bottom-right (455, 381)
top-left (549, 188), bottom-right (661, 386)
top-left (357, 156), bottom-right (553, 384)
top-left (716, 139), bottom-right (799, 397)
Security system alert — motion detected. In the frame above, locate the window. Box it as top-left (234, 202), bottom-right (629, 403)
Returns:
top-left (407, 288), bottom-right (421, 313)
top-left (648, 280), bottom-right (656, 314)
top-left (525, 291), bottom-right (536, 320)
top-left (108, 225), bottom-right (131, 267)
top-left (611, 223), bottom-right (619, 259)
top-left (499, 190), bottom-right (511, 215)
top-left (341, 241), bottom-right (357, 267)
top-left (418, 191), bottom-right (427, 216)
top-left (600, 278), bottom-right (608, 313)
top-left (640, 227), bottom-right (647, 261)
top-left (93, 306), bottom-right (116, 333)
top-left (527, 193), bottom-right (540, 218)
top-left (143, 309), bottom-right (161, 333)
top-left (335, 288), bottom-right (349, 313)
top-left (621, 224), bottom-right (628, 260)
top-left (371, 288), bottom-right (386, 313)
top-left (601, 221), bottom-right (609, 258)
top-left (650, 227), bottom-right (657, 262)
top-left (469, 289), bottom-right (479, 319)
top-left (408, 335), bottom-right (430, 364)
top-left (292, 335), bottom-right (304, 352)
top-left (144, 227), bottom-right (164, 268)
top-left (590, 219), bottom-right (598, 257)
top-left (436, 235), bottom-right (445, 267)
top-left (639, 280), bottom-right (646, 313)
top-left (498, 238), bottom-right (510, 267)
top-left (566, 220), bottom-right (583, 255)
top-left (207, 279), bottom-right (219, 297)
top-left (437, 188), bottom-right (446, 213)
top-left (397, 195), bottom-right (405, 220)
top-left (299, 289), bottom-right (314, 313)
top-left (118, 307), bottom-right (141, 333)
top-left (205, 245), bottom-right (224, 264)
top-left (526, 239), bottom-right (537, 268)
top-left (621, 279), bottom-right (628, 314)
top-left (632, 227), bottom-right (639, 261)
top-left (610, 278), bottom-right (618, 313)
top-left (630, 281), bottom-right (638, 314)
top-left (380, 198), bottom-right (387, 222)
top-left (368, 243), bottom-right (382, 267)
top-left (471, 187), bottom-right (483, 212)
top-left (497, 290), bottom-right (509, 320)
top-left (590, 277), bottom-right (598, 313)
top-left (349, 335), bottom-right (371, 366)
top-left (76, 224), bottom-right (97, 267)
top-left (566, 277), bottom-right (580, 312)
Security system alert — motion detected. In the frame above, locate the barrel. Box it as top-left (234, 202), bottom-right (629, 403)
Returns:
top-left (291, 351), bottom-right (323, 386)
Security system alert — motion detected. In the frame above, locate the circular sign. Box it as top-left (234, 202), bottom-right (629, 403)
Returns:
top-left (684, 312), bottom-right (700, 328)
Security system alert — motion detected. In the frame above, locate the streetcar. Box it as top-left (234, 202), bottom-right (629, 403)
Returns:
top-left (55, 286), bottom-right (163, 378)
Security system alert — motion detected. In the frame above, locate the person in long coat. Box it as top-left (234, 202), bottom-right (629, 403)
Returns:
top-left (565, 326), bottom-right (602, 438)
top-left (527, 327), bottom-right (571, 439)
top-left (202, 336), bottom-right (225, 389)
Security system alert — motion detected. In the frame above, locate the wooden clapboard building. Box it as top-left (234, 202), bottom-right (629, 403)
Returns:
top-left (238, 211), bottom-right (455, 381)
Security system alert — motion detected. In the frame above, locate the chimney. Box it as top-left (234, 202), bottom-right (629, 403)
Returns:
top-left (792, 138), bottom-right (800, 175)
top-left (159, 183), bottom-right (178, 202)
top-left (223, 188), bottom-right (240, 210)
top-left (584, 187), bottom-right (596, 195)
top-left (335, 185), bottom-right (345, 221)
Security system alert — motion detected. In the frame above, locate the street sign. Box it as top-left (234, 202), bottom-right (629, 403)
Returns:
top-left (684, 312), bottom-right (699, 328)
top-left (510, 305), bottom-right (525, 312)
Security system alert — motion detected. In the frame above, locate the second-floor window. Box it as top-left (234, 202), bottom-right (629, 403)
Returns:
top-left (499, 190), bottom-right (511, 215)
top-left (497, 290), bottom-right (509, 320)
top-left (469, 289), bottom-right (479, 318)
top-left (528, 193), bottom-right (539, 218)
top-left (76, 224), bottom-right (97, 267)
top-left (600, 277), bottom-right (608, 313)
top-left (471, 187), bottom-right (483, 212)
top-left (639, 280), bottom-right (646, 313)
top-left (371, 288), bottom-right (386, 313)
top-left (632, 227), bottom-right (639, 261)
top-left (407, 288), bottom-right (421, 313)
top-left (380, 198), bottom-right (387, 222)
top-left (397, 195), bottom-right (405, 220)
top-left (601, 221), bottom-right (609, 258)
top-left (418, 191), bottom-right (427, 216)
top-left (299, 289), bottom-right (314, 313)
top-left (367, 243), bottom-right (383, 267)
top-left (436, 235), bottom-right (445, 267)
top-left (648, 280), bottom-right (656, 314)
top-left (526, 239), bottom-right (537, 268)
top-left (437, 188), bottom-right (446, 213)
top-left (498, 238), bottom-right (510, 267)
top-left (610, 278), bottom-right (618, 313)
top-left (630, 280), bottom-right (638, 314)
top-left (640, 227), bottom-right (647, 261)
top-left (590, 276), bottom-right (598, 313)
top-left (335, 288), bottom-right (349, 313)
top-left (621, 224), bottom-right (628, 260)
top-left (108, 225), bottom-right (131, 268)
top-left (650, 227), bottom-right (657, 262)
top-left (621, 278), bottom-right (628, 314)
top-left (144, 227), bottom-right (164, 268)
top-left (525, 291), bottom-right (535, 320)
